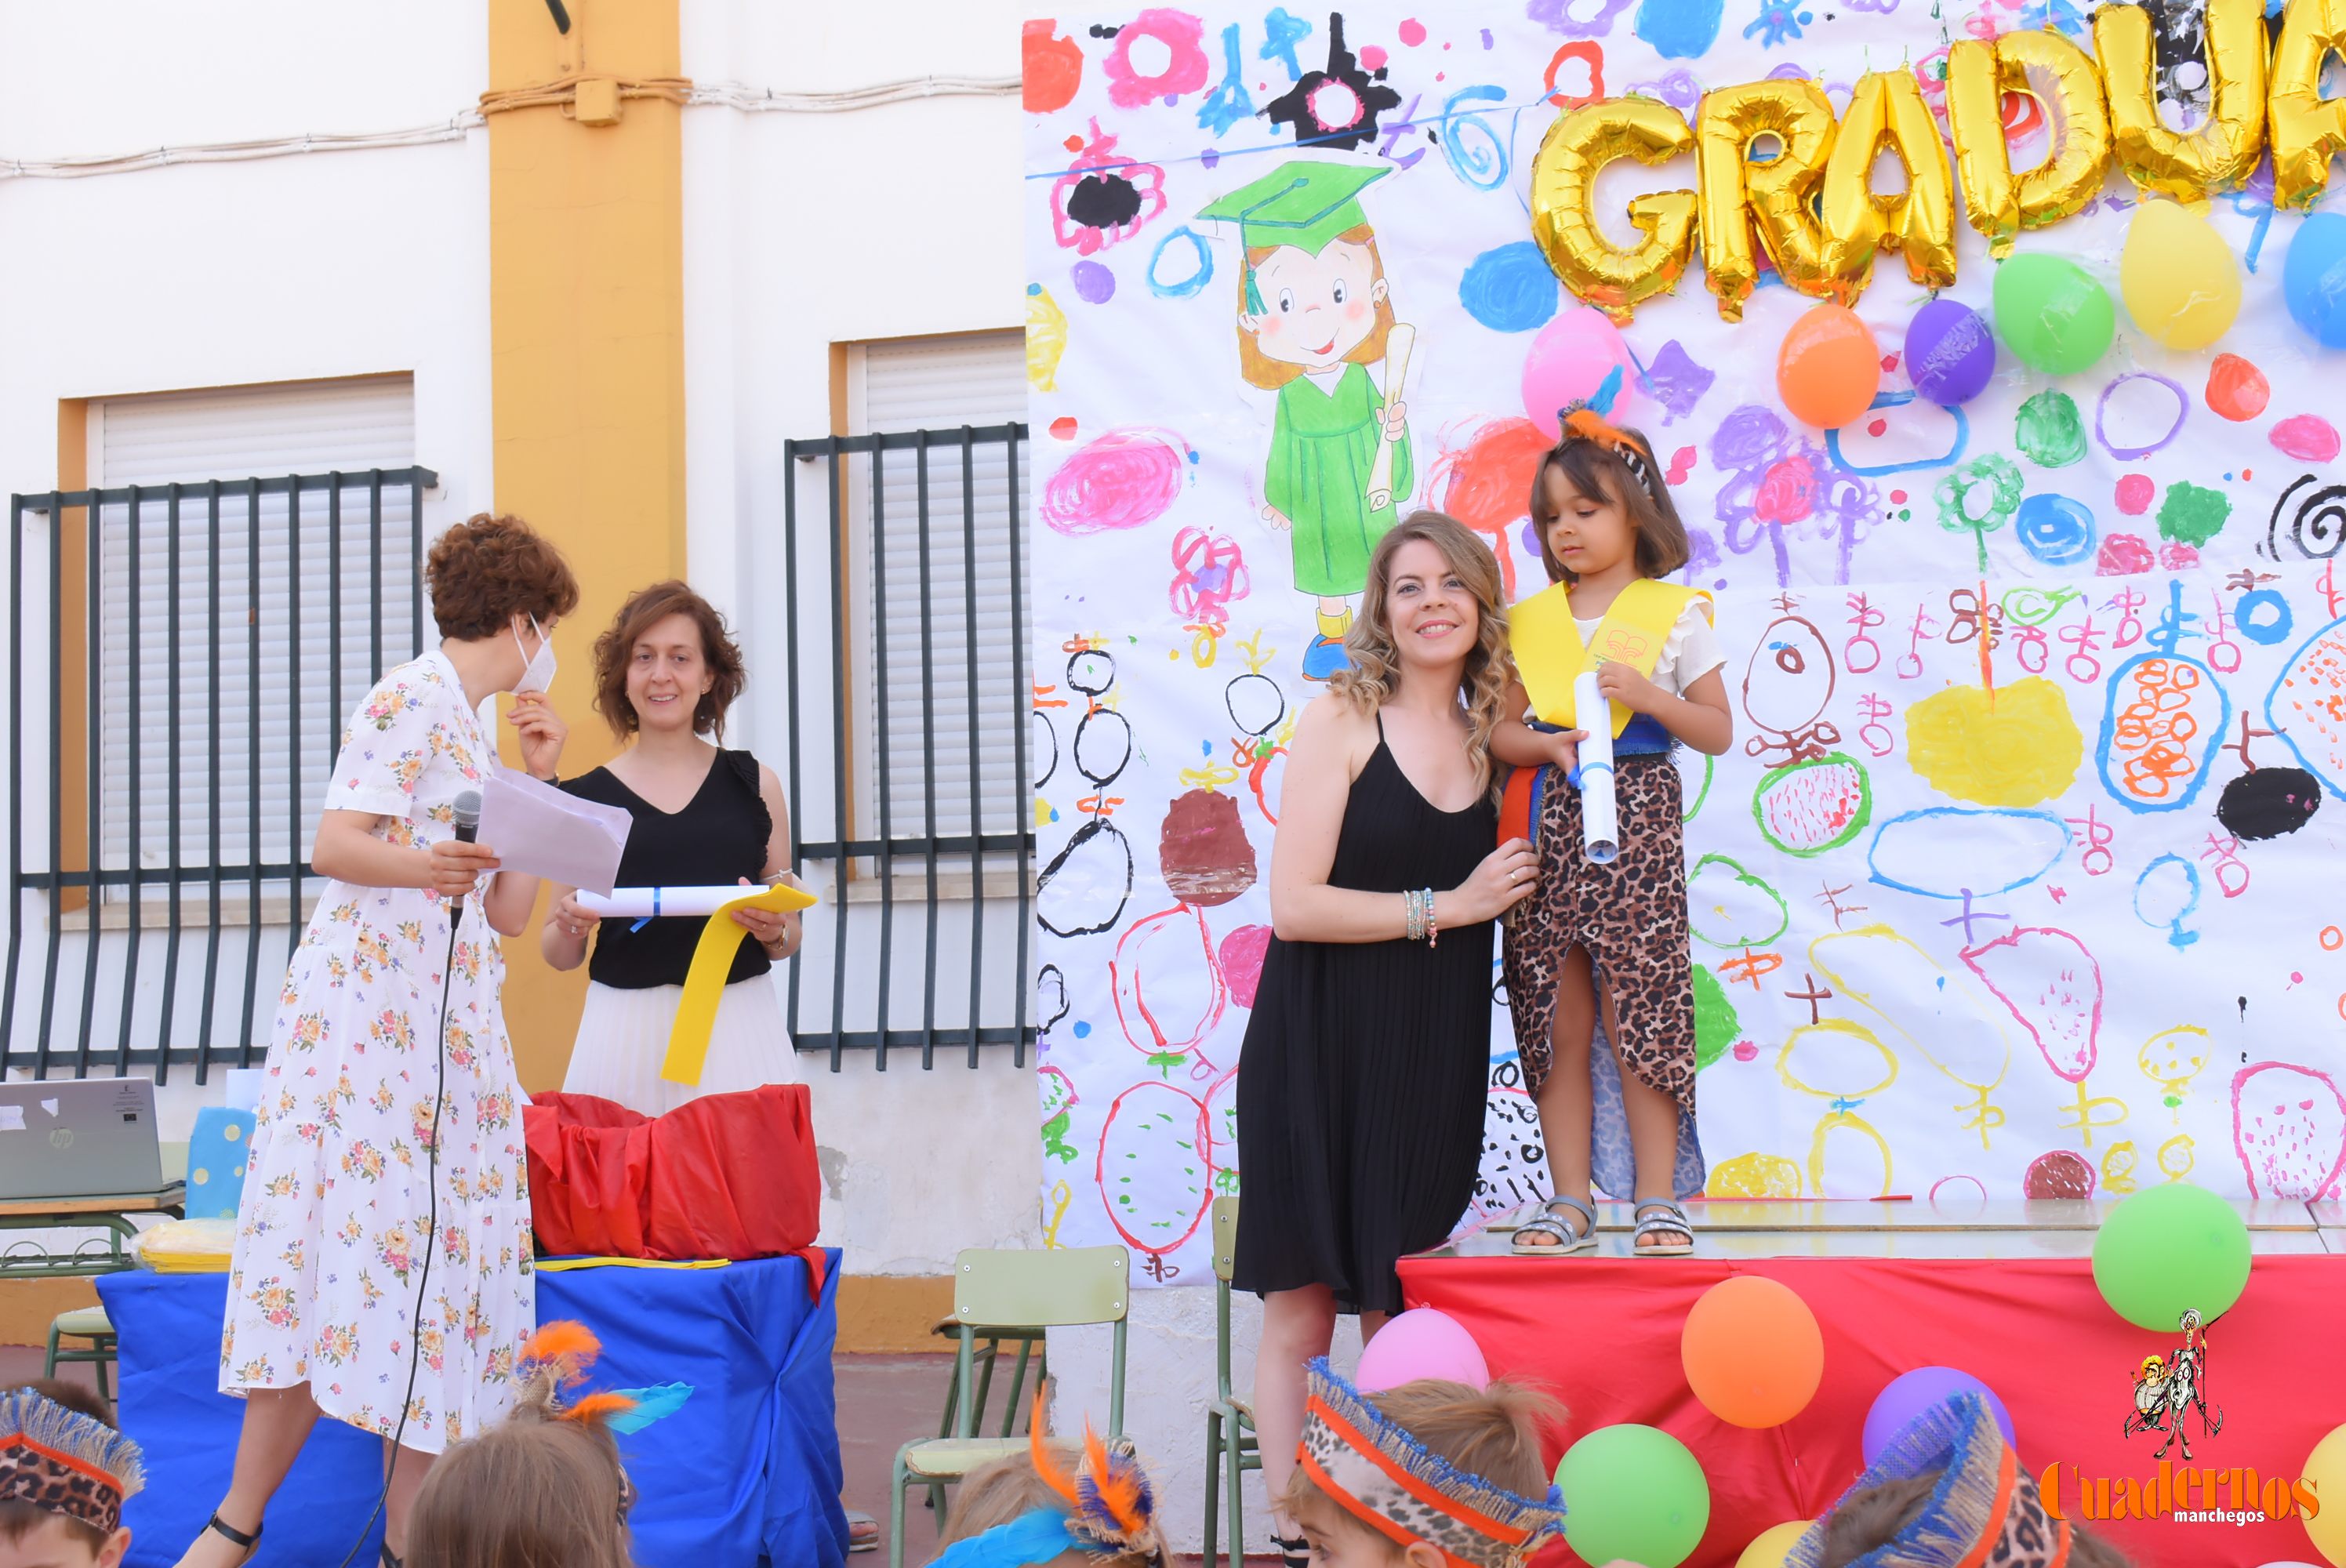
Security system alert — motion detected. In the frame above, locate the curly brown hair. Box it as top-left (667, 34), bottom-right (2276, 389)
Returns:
top-left (1527, 425), bottom-right (1691, 586)
top-left (590, 580), bottom-right (748, 741)
top-left (1329, 511), bottom-right (1513, 799)
top-left (424, 514), bottom-right (582, 641)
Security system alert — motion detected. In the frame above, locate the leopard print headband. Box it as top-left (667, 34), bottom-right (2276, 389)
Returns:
top-left (1785, 1392), bottom-right (2072, 1568)
top-left (0, 1389), bottom-right (144, 1537)
top-left (1298, 1361), bottom-right (1566, 1568)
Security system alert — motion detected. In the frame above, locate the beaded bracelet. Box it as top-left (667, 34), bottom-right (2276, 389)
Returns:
top-left (1400, 887), bottom-right (1439, 947)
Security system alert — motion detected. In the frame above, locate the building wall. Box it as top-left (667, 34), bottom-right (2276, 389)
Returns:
top-left (0, 3), bottom-right (1246, 1552)
top-left (674, 0), bottom-right (1044, 1302)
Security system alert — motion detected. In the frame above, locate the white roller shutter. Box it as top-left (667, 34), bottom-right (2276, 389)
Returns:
top-left (91, 376), bottom-right (418, 894)
top-left (848, 334), bottom-right (1030, 847)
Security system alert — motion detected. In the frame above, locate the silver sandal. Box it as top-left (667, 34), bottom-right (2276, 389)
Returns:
top-left (1632, 1200), bottom-right (1695, 1256)
top-left (1510, 1194), bottom-right (1598, 1255)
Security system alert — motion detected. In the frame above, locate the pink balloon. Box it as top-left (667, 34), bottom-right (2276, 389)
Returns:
top-left (1520, 306), bottom-right (1642, 434)
top-left (1356, 1308), bottom-right (1491, 1393)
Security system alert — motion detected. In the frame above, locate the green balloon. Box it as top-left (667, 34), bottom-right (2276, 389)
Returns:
top-left (1556, 1423), bottom-right (1710, 1568)
top-left (2090, 1181), bottom-right (2252, 1331)
top-left (1992, 254), bottom-right (2115, 375)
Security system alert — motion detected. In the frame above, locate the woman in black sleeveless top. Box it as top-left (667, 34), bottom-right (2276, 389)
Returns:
top-left (1232, 514), bottom-right (1537, 1566)
top-left (540, 582), bottom-right (801, 1111)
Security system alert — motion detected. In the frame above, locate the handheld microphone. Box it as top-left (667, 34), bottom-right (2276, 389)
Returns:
top-left (452, 789), bottom-right (482, 845)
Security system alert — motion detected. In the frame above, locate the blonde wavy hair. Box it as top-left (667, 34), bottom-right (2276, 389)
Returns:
top-left (1330, 510), bottom-right (1513, 797)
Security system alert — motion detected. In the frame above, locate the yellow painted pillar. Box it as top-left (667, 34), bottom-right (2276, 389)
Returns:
top-left (485, 0), bottom-right (688, 1090)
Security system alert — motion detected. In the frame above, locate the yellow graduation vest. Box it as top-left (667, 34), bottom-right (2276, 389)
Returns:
top-left (1509, 579), bottom-right (1709, 736)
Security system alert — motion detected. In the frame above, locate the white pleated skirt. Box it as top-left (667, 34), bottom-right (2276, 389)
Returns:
top-left (562, 976), bottom-right (801, 1116)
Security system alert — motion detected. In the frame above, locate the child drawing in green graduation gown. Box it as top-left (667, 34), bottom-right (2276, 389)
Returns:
top-left (1203, 162), bottom-right (1414, 681)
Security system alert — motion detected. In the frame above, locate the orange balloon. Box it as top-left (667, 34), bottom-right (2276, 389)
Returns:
top-left (1681, 1276), bottom-right (1825, 1428)
top-left (1776, 303), bottom-right (1883, 430)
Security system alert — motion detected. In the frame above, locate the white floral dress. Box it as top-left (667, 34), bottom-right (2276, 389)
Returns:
top-left (220, 650), bottom-right (533, 1453)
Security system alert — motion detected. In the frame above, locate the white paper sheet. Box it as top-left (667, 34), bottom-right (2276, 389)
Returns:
top-left (476, 767), bottom-right (630, 895)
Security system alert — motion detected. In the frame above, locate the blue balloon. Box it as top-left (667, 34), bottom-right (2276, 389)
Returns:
top-left (2284, 212), bottom-right (2346, 349)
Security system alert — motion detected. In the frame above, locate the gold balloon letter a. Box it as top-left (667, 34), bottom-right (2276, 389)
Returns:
top-left (2094, 0), bottom-right (2267, 204)
top-left (1528, 98), bottom-right (1698, 324)
top-left (1819, 70), bottom-right (1958, 293)
top-left (2272, 0), bottom-right (2346, 210)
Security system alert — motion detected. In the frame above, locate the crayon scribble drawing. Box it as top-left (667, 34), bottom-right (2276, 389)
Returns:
top-left (1023, 2), bottom-right (2346, 1281)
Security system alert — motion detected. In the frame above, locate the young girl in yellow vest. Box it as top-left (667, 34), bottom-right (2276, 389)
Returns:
top-left (1492, 377), bottom-right (1732, 1257)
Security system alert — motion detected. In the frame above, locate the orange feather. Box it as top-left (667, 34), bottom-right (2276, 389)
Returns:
top-left (561, 1392), bottom-right (640, 1426)
top-left (1084, 1424), bottom-right (1149, 1537)
top-left (521, 1321), bottom-right (602, 1387)
top-left (1563, 408), bottom-right (1632, 451)
top-left (1027, 1390), bottom-right (1081, 1509)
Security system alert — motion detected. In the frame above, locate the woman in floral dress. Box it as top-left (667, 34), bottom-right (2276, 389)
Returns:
top-left (181, 514), bottom-right (579, 1568)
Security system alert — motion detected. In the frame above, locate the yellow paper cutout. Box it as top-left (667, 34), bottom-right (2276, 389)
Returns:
top-left (661, 880), bottom-right (819, 1087)
top-left (1509, 579), bottom-right (1706, 735)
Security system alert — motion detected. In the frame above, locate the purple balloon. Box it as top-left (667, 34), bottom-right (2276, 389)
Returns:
top-left (1905, 299), bottom-right (1996, 408)
top-left (1863, 1368), bottom-right (2017, 1465)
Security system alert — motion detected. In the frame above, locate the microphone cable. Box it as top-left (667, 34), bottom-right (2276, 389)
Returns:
top-left (337, 787), bottom-right (480, 1568)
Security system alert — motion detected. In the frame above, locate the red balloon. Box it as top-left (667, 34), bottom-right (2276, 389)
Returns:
top-left (1778, 304), bottom-right (1883, 430)
top-left (1681, 1275), bottom-right (1825, 1428)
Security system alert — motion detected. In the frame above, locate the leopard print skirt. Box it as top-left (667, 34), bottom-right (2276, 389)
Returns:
top-left (1502, 754), bottom-right (1703, 1196)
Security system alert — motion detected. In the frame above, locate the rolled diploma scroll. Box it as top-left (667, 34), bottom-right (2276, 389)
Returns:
top-left (1574, 671), bottom-right (1620, 865)
top-left (576, 884), bottom-right (815, 920)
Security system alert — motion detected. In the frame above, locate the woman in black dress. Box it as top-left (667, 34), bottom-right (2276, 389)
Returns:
top-left (1233, 511), bottom-right (1538, 1564)
top-left (540, 581), bottom-right (801, 1111)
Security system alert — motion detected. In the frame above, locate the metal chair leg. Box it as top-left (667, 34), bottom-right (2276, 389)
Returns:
top-left (1202, 1407), bottom-right (1224, 1568)
top-left (41, 1326), bottom-right (59, 1380)
top-left (1226, 1413), bottom-right (1247, 1566)
top-left (889, 1451), bottom-right (911, 1568)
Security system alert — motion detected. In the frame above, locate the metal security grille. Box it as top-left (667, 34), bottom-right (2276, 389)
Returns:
top-left (3, 470), bottom-right (434, 1080)
top-left (782, 424), bottom-right (1037, 1069)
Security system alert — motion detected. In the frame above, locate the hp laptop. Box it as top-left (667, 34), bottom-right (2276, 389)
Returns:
top-left (0, 1078), bottom-right (165, 1200)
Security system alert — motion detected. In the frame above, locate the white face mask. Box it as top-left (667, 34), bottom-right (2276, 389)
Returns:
top-left (513, 615), bottom-right (557, 697)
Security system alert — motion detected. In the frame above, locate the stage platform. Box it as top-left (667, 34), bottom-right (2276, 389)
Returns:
top-left (1432, 1195), bottom-right (2341, 1259)
top-left (1404, 1196), bottom-right (2343, 1568)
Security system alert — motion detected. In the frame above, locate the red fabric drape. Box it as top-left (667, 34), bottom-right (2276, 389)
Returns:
top-left (523, 1086), bottom-right (822, 1278)
top-left (1402, 1253), bottom-right (2344, 1567)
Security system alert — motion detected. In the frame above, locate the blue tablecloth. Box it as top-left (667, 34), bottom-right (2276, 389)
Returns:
top-left (97, 1253), bottom-right (848, 1568)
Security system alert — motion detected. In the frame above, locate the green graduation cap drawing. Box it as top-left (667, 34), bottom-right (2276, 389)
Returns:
top-left (1199, 161), bottom-right (1392, 315)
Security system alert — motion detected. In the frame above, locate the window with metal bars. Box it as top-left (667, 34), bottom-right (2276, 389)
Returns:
top-left (3, 379), bottom-right (432, 1080)
top-left (780, 376), bottom-right (1037, 1069)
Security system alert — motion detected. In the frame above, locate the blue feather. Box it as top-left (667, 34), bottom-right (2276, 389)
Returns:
top-left (928, 1510), bottom-right (1085, 1568)
top-left (1590, 364), bottom-right (1624, 419)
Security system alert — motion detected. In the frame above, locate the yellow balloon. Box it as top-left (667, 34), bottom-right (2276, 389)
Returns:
top-left (1736, 1521), bottom-right (1814, 1568)
top-left (1698, 80), bottom-right (1841, 321)
top-left (2094, 0), bottom-right (2266, 203)
top-left (2306, 1421), bottom-right (2346, 1567)
top-left (1528, 96), bottom-right (1698, 324)
top-left (1821, 69), bottom-right (1958, 293)
top-left (2272, 0), bottom-right (2346, 210)
top-left (1946, 40), bottom-right (2019, 258)
top-left (2120, 200), bottom-right (2242, 350)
